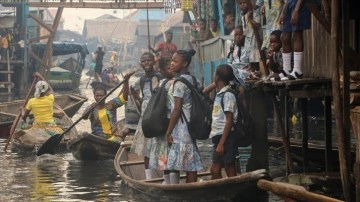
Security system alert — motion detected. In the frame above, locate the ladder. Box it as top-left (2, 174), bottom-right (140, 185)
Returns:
top-left (0, 50), bottom-right (13, 101)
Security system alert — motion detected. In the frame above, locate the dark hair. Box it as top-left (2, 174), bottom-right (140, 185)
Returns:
top-left (199, 18), bottom-right (206, 24)
top-left (235, 25), bottom-right (243, 31)
top-left (270, 30), bottom-right (282, 40)
top-left (175, 49), bottom-right (196, 67)
top-left (159, 58), bottom-right (171, 70)
top-left (166, 30), bottom-right (173, 35)
top-left (140, 52), bottom-right (155, 61)
top-left (216, 64), bottom-right (234, 85)
top-left (93, 85), bottom-right (107, 95)
top-left (210, 18), bottom-right (217, 23)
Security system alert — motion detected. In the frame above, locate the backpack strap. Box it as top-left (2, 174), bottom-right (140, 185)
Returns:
top-left (139, 74), bottom-right (161, 97)
top-left (173, 76), bottom-right (194, 125)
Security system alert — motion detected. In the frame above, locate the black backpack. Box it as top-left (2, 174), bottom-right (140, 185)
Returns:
top-left (175, 76), bottom-right (212, 140)
top-left (142, 79), bottom-right (170, 138)
top-left (221, 89), bottom-right (255, 147)
top-left (139, 73), bottom-right (162, 97)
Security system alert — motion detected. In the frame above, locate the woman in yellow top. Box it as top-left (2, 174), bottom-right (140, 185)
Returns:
top-left (82, 72), bottom-right (133, 142)
top-left (22, 72), bottom-right (63, 136)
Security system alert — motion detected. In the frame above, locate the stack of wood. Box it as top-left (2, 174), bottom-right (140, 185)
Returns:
top-left (350, 71), bottom-right (360, 106)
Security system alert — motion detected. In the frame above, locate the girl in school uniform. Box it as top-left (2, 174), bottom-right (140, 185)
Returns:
top-left (165, 49), bottom-right (204, 184)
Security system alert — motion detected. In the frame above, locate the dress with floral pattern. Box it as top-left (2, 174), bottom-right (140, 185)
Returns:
top-left (149, 78), bottom-right (174, 170)
top-left (166, 74), bottom-right (204, 172)
top-left (130, 75), bottom-right (159, 157)
top-left (261, 0), bottom-right (284, 49)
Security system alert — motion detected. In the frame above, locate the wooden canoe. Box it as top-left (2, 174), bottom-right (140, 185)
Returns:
top-left (114, 142), bottom-right (269, 201)
top-left (66, 119), bottom-right (125, 160)
top-left (11, 104), bottom-right (78, 154)
top-left (53, 94), bottom-right (88, 117)
top-left (0, 94), bottom-right (87, 139)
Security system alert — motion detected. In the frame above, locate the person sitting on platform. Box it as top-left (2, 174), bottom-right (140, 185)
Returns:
top-left (82, 72), bottom-right (134, 142)
top-left (21, 72), bottom-right (63, 136)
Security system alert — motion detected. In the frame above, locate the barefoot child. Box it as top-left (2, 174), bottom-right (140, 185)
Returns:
top-left (209, 64), bottom-right (238, 179)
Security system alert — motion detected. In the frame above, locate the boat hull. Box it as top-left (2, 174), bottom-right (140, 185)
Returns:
top-left (114, 143), bottom-right (269, 201)
top-left (67, 132), bottom-right (120, 160)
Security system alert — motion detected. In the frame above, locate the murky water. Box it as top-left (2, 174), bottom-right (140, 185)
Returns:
top-left (0, 71), bottom-right (289, 201)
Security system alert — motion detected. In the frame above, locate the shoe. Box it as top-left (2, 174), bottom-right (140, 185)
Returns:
top-left (270, 72), bottom-right (287, 81)
top-left (281, 71), bottom-right (303, 81)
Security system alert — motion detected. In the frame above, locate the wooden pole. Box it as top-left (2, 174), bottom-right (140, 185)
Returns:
top-left (146, 0), bottom-right (151, 52)
top-left (257, 179), bottom-right (344, 202)
top-left (330, 0), bottom-right (351, 201)
top-left (350, 107), bottom-right (360, 202)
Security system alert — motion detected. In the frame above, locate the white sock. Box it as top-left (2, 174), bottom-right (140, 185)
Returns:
top-left (282, 52), bottom-right (292, 74)
top-left (145, 169), bottom-right (152, 180)
top-left (292, 52), bottom-right (303, 74)
top-left (170, 172), bottom-right (180, 184)
top-left (163, 174), bottom-right (170, 184)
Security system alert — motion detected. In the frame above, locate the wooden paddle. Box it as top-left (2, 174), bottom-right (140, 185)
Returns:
top-left (3, 77), bottom-right (38, 152)
top-left (36, 76), bottom-right (131, 156)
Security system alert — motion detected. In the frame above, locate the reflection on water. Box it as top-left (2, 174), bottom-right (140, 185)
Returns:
top-left (0, 138), bottom-right (285, 201)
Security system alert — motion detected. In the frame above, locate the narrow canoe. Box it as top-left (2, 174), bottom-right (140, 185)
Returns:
top-left (0, 94), bottom-right (87, 139)
top-left (11, 104), bottom-right (78, 154)
top-left (66, 119), bottom-right (125, 160)
top-left (114, 142), bottom-right (269, 201)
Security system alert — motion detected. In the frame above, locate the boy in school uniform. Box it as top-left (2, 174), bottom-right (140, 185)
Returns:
top-left (209, 64), bottom-right (239, 179)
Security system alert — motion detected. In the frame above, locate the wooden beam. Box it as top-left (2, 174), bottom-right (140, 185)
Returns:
top-left (28, 13), bottom-right (55, 34)
top-left (29, 35), bottom-right (52, 43)
top-left (28, 2), bottom-right (164, 9)
top-left (29, 50), bottom-right (46, 68)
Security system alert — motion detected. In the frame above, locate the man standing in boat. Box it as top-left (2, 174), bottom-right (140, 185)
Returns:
top-left (94, 46), bottom-right (105, 82)
top-left (148, 31), bottom-right (177, 71)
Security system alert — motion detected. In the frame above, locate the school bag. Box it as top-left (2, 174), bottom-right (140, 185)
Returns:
top-left (142, 79), bottom-right (170, 138)
top-left (139, 73), bottom-right (162, 97)
top-left (175, 76), bottom-right (212, 140)
top-left (221, 89), bottom-right (255, 147)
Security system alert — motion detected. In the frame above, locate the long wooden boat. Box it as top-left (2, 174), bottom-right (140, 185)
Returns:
top-left (53, 94), bottom-right (88, 118)
top-left (0, 94), bottom-right (87, 139)
top-left (66, 119), bottom-right (125, 160)
top-left (114, 142), bottom-right (269, 201)
top-left (11, 104), bottom-right (78, 154)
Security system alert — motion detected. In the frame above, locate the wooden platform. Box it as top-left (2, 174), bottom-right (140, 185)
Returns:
top-left (264, 78), bottom-right (334, 172)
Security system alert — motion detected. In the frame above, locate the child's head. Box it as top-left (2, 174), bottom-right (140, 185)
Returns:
top-left (199, 19), bottom-right (207, 30)
top-left (159, 58), bottom-right (174, 78)
top-left (215, 64), bottom-right (234, 85)
top-left (269, 30), bottom-right (282, 52)
top-left (234, 26), bottom-right (244, 45)
top-left (93, 85), bottom-right (107, 103)
top-left (139, 52), bottom-right (155, 73)
top-left (238, 0), bottom-right (248, 13)
top-left (170, 49), bottom-right (196, 73)
top-left (210, 18), bottom-right (218, 31)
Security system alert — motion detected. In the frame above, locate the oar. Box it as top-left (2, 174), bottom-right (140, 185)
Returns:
top-left (36, 78), bottom-right (128, 156)
top-left (3, 77), bottom-right (38, 152)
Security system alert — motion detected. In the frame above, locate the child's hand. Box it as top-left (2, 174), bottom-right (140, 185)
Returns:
top-left (267, 48), bottom-right (274, 58)
top-left (123, 71), bottom-right (135, 81)
top-left (291, 11), bottom-right (299, 25)
top-left (216, 143), bottom-right (224, 156)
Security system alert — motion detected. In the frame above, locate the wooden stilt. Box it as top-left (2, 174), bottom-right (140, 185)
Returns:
top-left (350, 107), bottom-right (360, 202)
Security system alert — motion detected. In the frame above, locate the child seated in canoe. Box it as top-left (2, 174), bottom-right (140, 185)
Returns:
top-left (21, 72), bottom-right (63, 136)
top-left (209, 64), bottom-right (238, 179)
top-left (82, 72), bottom-right (134, 142)
top-left (101, 67), bottom-right (118, 85)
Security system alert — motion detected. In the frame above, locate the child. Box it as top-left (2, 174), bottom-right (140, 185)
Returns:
top-left (227, 26), bottom-right (245, 65)
top-left (278, 0), bottom-right (310, 80)
top-left (82, 72), bottom-right (133, 142)
top-left (209, 64), bottom-right (238, 179)
top-left (165, 49), bottom-right (204, 183)
top-left (148, 58), bottom-right (178, 184)
top-left (266, 30), bottom-right (285, 80)
top-left (130, 52), bottom-right (162, 179)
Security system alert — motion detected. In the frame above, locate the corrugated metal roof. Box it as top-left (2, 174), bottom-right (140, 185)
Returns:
top-left (127, 9), bottom-right (169, 21)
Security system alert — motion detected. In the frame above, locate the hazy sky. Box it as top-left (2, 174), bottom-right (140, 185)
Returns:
top-left (60, 8), bottom-right (135, 33)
